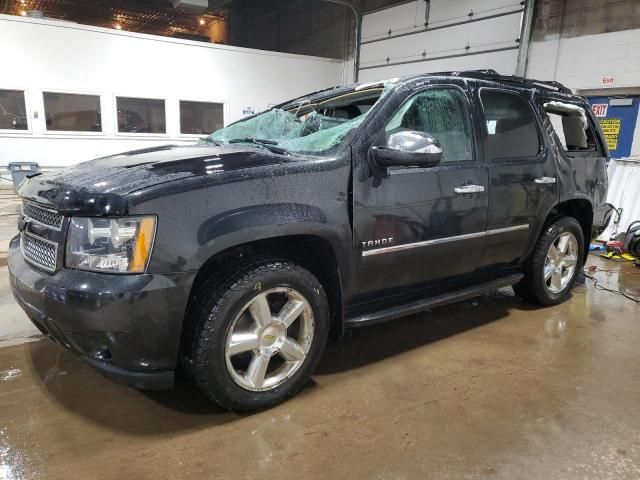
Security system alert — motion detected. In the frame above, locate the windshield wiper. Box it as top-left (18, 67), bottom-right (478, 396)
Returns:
top-left (229, 137), bottom-right (278, 145)
top-left (200, 137), bottom-right (223, 146)
top-left (228, 137), bottom-right (289, 155)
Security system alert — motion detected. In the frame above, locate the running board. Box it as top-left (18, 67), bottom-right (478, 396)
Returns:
top-left (344, 273), bottom-right (524, 328)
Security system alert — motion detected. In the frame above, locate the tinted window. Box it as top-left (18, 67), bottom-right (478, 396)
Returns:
top-left (385, 88), bottom-right (474, 162)
top-left (116, 97), bottom-right (166, 133)
top-left (0, 89), bottom-right (28, 130)
top-left (180, 101), bottom-right (224, 134)
top-left (44, 92), bottom-right (102, 132)
top-left (480, 90), bottom-right (540, 160)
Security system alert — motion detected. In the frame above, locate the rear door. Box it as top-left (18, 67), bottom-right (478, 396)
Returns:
top-left (477, 87), bottom-right (558, 267)
top-left (352, 82), bottom-right (489, 298)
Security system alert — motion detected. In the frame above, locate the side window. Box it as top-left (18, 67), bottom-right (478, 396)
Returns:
top-left (0, 89), bottom-right (28, 130)
top-left (43, 92), bottom-right (102, 132)
top-left (480, 90), bottom-right (540, 160)
top-left (385, 88), bottom-right (474, 163)
top-left (543, 101), bottom-right (598, 153)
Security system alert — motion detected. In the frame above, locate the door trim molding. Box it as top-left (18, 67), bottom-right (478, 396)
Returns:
top-left (486, 224), bottom-right (530, 236)
top-left (361, 224), bottom-right (529, 257)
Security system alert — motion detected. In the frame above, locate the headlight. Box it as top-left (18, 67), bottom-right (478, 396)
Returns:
top-left (66, 216), bottom-right (156, 273)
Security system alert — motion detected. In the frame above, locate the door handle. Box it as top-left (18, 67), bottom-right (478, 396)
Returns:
top-left (534, 176), bottom-right (556, 184)
top-left (454, 184), bottom-right (485, 194)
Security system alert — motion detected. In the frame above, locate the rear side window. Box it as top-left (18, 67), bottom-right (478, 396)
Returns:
top-left (480, 90), bottom-right (540, 160)
top-left (543, 101), bottom-right (598, 153)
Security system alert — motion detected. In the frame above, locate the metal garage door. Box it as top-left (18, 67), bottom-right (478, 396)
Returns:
top-left (358, 0), bottom-right (527, 82)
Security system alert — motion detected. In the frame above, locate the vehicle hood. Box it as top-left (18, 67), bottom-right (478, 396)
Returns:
top-left (17, 144), bottom-right (292, 216)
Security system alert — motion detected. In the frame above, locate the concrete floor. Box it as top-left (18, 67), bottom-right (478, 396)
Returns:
top-left (0, 254), bottom-right (638, 479)
top-left (0, 187), bottom-right (21, 256)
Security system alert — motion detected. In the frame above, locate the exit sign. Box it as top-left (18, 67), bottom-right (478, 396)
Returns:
top-left (591, 103), bottom-right (608, 117)
top-left (601, 76), bottom-right (615, 87)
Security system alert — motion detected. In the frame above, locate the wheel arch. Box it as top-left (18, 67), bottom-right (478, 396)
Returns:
top-left (182, 234), bottom-right (346, 355)
top-left (541, 198), bottom-right (593, 263)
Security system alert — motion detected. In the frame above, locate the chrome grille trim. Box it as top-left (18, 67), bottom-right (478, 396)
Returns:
top-left (20, 231), bottom-right (58, 272)
top-left (22, 201), bottom-right (64, 230)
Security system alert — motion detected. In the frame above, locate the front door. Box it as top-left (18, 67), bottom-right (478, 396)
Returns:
top-left (352, 84), bottom-right (489, 298)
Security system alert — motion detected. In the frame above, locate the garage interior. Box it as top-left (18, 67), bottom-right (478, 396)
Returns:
top-left (1, 0), bottom-right (640, 478)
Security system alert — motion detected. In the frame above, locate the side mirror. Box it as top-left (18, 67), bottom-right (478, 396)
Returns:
top-left (371, 131), bottom-right (442, 168)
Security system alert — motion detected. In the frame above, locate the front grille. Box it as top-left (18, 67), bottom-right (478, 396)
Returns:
top-left (21, 231), bottom-right (58, 272)
top-left (22, 201), bottom-right (64, 230)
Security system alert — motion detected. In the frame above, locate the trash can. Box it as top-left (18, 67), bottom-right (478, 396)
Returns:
top-left (7, 162), bottom-right (40, 191)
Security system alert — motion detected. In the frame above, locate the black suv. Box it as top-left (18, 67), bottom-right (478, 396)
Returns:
top-left (9, 71), bottom-right (608, 411)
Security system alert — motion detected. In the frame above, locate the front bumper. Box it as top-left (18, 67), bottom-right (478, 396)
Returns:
top-left (7, 236), bottom-right (194, 390)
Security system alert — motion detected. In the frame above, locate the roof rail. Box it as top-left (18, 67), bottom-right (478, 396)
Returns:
top-left (428, 69), bottom-right (573, 94)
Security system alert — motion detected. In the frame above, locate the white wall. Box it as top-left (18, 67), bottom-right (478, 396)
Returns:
top-left (0, 15), bottom-right (343, 168)
top-left (526, 28), bottom-right (640, 157)
top-left (526, 29), bottom-right (640, 91)
top-left (358, 0), bottom-right (523, 82)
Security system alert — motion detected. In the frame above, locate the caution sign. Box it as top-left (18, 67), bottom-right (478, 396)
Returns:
top-left (599, 118), bottom-right (621, 150)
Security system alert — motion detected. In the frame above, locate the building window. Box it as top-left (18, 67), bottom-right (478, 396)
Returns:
top-left (0, 89), bottom-right (28, 130)
top-left (180, 101), bottom-right (224, 135)
top-left (480, 90), bottom-right (541, 160)
top-left (116, 97), bottom-right (166, 134)
top-left (43, 92), bottom-right (102, 132)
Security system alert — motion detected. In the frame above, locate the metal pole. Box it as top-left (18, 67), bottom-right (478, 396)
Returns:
top-left (425, 0), bottom-right (431, 27)
top-left (320, 0), bottom-right (361, 83)
top-left (551, 0), bottom-right (567, 81)
top-left (515, 0), bottom-right (536, 77)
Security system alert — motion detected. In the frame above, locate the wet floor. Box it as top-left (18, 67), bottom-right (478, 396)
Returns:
top-left (0, 189), bottom-right (20, 259)
top-left (0, 190), bottom-right (41, 345)
top-left (1, 255), bottom-right (639, 479)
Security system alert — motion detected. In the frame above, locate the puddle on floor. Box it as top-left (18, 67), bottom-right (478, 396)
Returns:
top-left (0, 368), bottom-right (21, 382)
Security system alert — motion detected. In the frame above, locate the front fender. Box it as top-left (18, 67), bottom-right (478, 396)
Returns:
top-left (196, 203), bottom-right (327, 246)
top-left (189, 203), bottom-right (350, 274)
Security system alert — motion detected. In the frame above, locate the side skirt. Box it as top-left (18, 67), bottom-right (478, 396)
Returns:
top-left (344, 273), bottom-right (524, 328)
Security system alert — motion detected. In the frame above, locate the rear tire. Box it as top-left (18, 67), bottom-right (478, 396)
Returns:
top-left (514, 217), bottom-right (584, 306)
top-left (186, 258), bottom-right (329, 411)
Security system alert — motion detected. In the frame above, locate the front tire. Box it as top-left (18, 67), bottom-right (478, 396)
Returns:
top-left (187, 259), bottom-right (329, 411)
top-left (514, 217), bottom-right (584, 306)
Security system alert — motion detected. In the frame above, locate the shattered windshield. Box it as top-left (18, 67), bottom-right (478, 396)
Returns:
top-left (207, 82), bottom-right (395, 155)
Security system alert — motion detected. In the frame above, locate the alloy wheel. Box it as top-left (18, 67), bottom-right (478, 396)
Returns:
top-left (224, 287), bottom-right (315, 392)
top-left (544, 231), bottom-right (579, 294)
